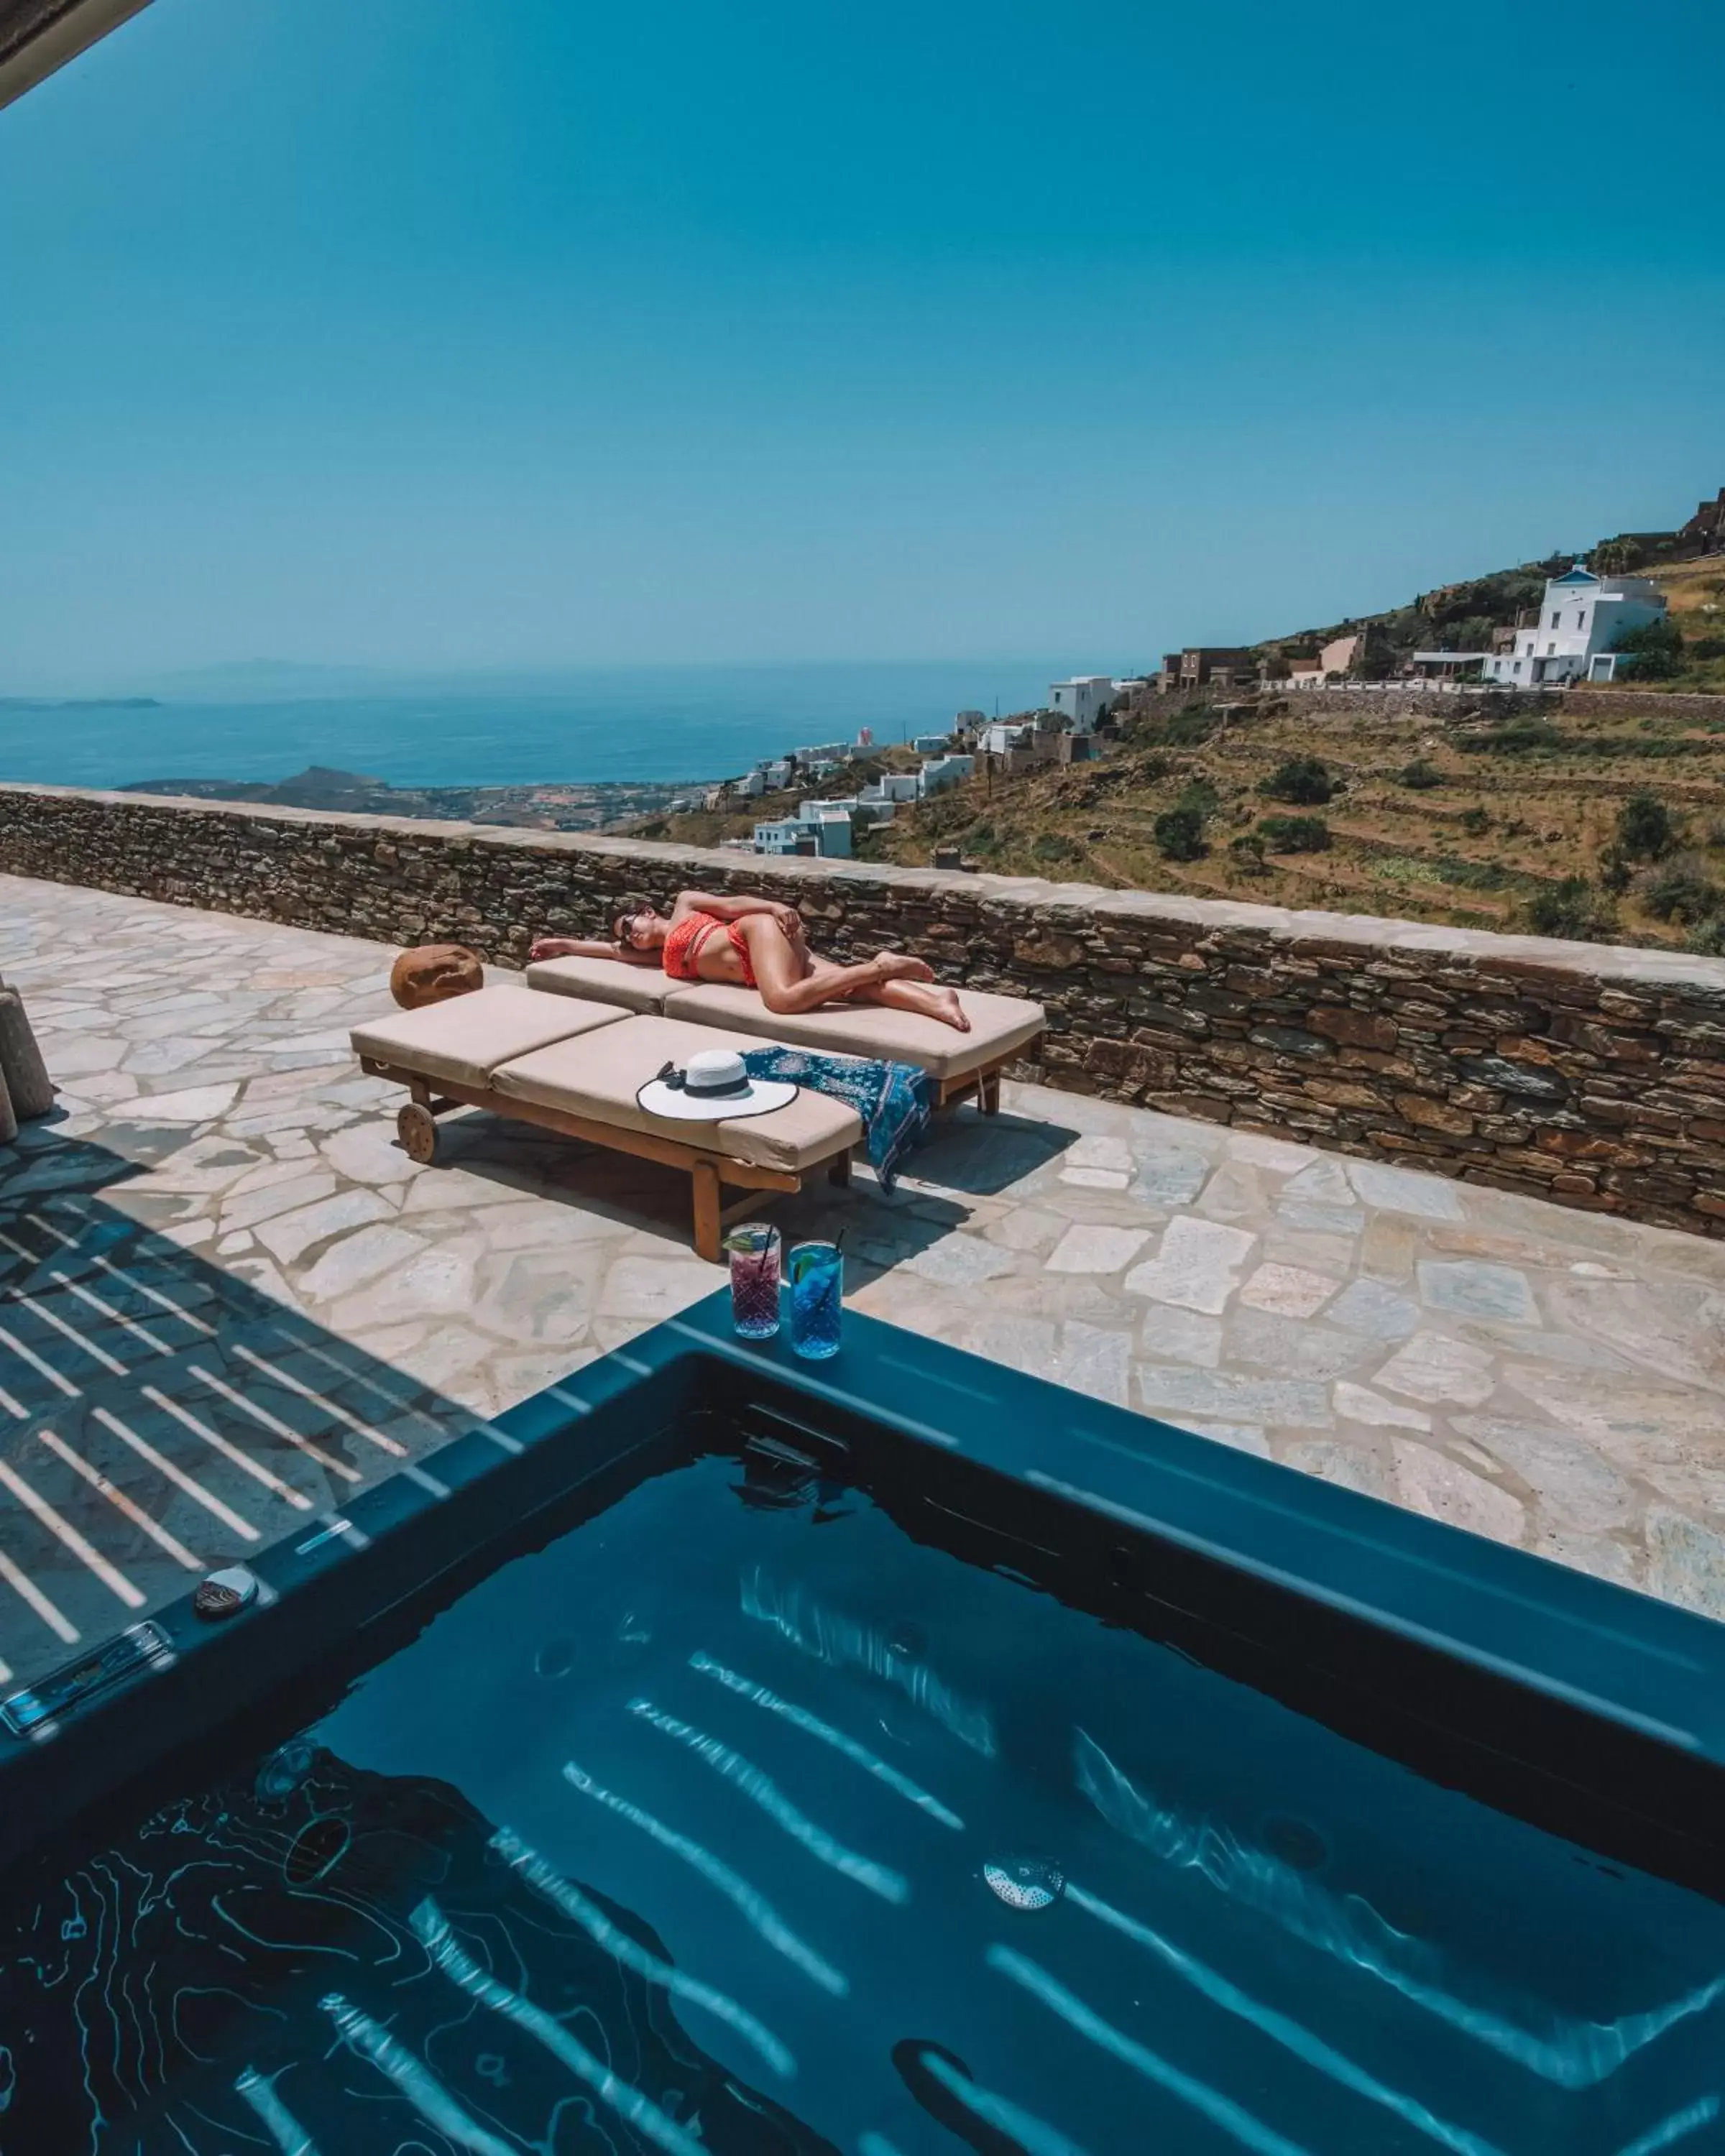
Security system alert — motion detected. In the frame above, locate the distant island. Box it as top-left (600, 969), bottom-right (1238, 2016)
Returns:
top-left (119, 765), bottom-right (714, 834)
top-left (0, 696), bottom-right (162, 711)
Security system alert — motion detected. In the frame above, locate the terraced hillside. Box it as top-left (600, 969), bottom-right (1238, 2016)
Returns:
top-left (864, 691), bottom-right (1725, 949)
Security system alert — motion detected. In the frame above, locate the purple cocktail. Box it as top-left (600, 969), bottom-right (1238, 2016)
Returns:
top-left (725, 1224), bottom-right (781, 1338)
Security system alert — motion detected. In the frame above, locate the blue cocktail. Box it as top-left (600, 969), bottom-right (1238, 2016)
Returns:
top-left (786, 1240), bottom-right (843, 1359)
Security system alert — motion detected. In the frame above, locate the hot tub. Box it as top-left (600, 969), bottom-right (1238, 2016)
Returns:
top-left (0, 1295), bottom-right (1721, 2153)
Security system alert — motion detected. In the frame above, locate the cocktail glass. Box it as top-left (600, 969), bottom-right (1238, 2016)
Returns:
top-left (725, 1223), bottom-right (781, 1339)
top-left (786, 1240), bottom-right (843, 1360)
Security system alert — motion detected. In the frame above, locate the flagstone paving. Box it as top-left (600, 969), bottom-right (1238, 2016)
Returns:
top-left (6, 870), bottom-right (1725, 1663)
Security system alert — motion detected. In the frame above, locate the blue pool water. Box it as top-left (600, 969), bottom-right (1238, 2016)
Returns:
top-left (0, 1439), bottom-right (1721, 2152)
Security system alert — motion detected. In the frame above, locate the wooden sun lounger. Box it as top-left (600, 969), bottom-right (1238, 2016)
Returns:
top-left (523, 954), bottom-right (1046, 1114)
top-left (350, 988), bottom-right (862, 1262)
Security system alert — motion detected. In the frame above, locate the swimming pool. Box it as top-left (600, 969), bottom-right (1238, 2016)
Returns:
top-left (1, 1299), bottom-right (1722, 2152)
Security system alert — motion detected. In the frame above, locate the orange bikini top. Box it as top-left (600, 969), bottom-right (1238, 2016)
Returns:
top-left (661, 910), bottom-right (758, 988)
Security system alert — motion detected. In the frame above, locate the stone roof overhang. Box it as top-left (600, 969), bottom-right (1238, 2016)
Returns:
top-left (0, 0), bottom-right (154, 111)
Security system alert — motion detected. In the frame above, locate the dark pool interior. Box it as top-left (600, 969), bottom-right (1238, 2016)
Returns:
top-left (1, 1409), bottom-right (1721, 2155)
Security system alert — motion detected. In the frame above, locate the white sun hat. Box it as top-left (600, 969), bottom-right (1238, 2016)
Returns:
top-left (636, 1047), bottom-right (799, 1122)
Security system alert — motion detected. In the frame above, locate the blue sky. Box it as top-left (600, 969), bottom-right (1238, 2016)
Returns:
top-left (1, 0), bottom-right (1720, 686)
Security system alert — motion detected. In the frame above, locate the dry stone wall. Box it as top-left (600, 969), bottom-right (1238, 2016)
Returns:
top-left (9, 780), bottom-right (1725, 1237)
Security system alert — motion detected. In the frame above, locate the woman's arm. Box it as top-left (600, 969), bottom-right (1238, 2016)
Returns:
top-left (676, 889), bottom-right (800, 931)
top-left (528, 936), bottom-right (656, 967)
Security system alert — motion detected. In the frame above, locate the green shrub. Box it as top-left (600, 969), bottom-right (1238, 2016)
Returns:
top-left (1153, 806), bottom-right (1207, 860)
top-left (1639, 854), bottom-right (1719, 924)
top-left (1458, 806), bottom-right (1491, 836)
top-left (1616, 791), bottom-right (1675, 860)
top-left (1228, 832), bottom-right (1268, 870)
top-left (1259, 755), bottom-right (1335, 806)
top-left (1611, 619), bottom-right (1685, 680)
top-left (1598, 845), bottom-right (1633, 894)
top-left (1031, 832), bottom-right (1082, 865)
top-left (1684, 914), bottom-right (1725, 957)
top-left (1397, 758), bottom-right (1443, 789)
top-left (1457, 718), bottom-right (1561, 753)
top-left (1527, 879), bottom-right (1616, 941)
top-left (1257, 814), bottom-right (1330, 853)
top-left (963, 819), bottom-right (1000, 854)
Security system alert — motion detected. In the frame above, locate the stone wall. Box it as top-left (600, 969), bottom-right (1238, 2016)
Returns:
top-left (9, 780), bottom-right (1725, 1236)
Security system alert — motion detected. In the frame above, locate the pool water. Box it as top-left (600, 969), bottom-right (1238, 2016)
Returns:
top-left (1, 1436), bottom-right (1721, 2153)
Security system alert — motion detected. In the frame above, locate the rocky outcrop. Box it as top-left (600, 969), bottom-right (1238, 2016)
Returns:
top-left (8, 780), bottom-right (1725, 1236)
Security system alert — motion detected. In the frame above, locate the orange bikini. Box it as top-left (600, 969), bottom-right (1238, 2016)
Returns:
top-left (661, 910), bottom-right (759, 988)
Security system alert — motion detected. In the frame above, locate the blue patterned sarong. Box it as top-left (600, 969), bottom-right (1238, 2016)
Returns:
top-left (740, 1047), bottom-right (933, 1192)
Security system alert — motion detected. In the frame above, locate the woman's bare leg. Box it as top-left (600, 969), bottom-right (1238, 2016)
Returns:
top-left (739, 922), bottom-right (969, 1029)
top-left (787, 955), bottom-right (970, 1032)
top-left (747, 933), bottom-right (894, 1015)
top-left (850, 977), bottom-right (970, 1032)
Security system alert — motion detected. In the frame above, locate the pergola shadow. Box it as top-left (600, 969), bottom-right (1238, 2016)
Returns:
top-left (0, 1126), bottom-right (506, 1696)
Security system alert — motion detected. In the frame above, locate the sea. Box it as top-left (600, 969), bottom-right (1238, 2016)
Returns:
top-left (0, 660), bottom-right (1073, 792)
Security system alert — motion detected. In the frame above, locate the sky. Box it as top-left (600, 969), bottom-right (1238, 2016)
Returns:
top-left (0, 0), bottom-right (1720, 688)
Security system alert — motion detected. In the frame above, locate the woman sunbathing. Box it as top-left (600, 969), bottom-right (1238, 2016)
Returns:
top-left (530, 889), bottom-right (971, 1031)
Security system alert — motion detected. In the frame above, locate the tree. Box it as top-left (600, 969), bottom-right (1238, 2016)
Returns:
top-left (1611, 619), bottom-right (1685, 680)
top-left (1591, 538), bottom-right (1643, 576)
top-left (1153, 806), bottom-right (1206, 861)
top-left (1527, 879), bottom-right (1616, 942)
top-left (1256, 815), bottom-right (1331, 853)
top-left (1616, 791), bottom-right (1675, 860)
top-left (1639, 855), bottom-right (1718, 924)
top-left (1259, 756), bottom-right (1335, 806)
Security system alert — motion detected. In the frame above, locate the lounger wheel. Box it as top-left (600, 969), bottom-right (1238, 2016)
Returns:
top-left (397, 1102), bottom-right (440, 1164)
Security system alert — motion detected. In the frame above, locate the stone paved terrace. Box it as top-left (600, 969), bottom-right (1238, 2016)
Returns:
top-left (4, 871), bottom-right (1725, 1691)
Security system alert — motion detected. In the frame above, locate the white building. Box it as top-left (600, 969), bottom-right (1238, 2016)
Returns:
top-left (1482, 566), bottom-right (1667, 686)
top-left (755, 812), bottom-right (852, 858)
top-left (920, 753), bottom-right (975, 796)
top-left (982, 721), bottom-right (1031, 754)
top-left (912, 734), bottom-right (949, 756)
top-left (860, 772), bottom-right (923, 804)
top-left (1048, 676), bottom-right (1116, 731)
top-left (733, 770), bottom-right (768, 799)
top-left (753, 819), bottom-right (806, 855)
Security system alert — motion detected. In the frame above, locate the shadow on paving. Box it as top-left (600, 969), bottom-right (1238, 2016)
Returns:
top-left (350, 1095), bottom-right (1053, 1263)
top-left (0, 1124), bottom-right (505, 1697)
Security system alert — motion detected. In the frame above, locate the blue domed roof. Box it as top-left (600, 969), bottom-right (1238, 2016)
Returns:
top-left (1553, 563), bottom-right (1601, 585)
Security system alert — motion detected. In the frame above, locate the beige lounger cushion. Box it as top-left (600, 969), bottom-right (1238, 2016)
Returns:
top-left (525, 954), bottom-right (671, 1013)
top-left (351, 986), bottom-right (627, 1092)
top-left (659, 982), bottom-right (1045, 1081)
top-left (494, 1015), bottom-right (862, 1174)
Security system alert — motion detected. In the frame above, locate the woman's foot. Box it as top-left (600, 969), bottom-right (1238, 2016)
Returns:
top-left (874, 951), bottom-right (935, 983)
top-left (872, 978), bottom-right (972, 1031)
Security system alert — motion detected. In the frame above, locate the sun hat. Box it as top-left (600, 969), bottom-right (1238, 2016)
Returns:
top-left (636, 1047), bottom-right (799, 1123)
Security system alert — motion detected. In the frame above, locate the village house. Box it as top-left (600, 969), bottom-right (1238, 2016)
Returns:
top-left (1047, 676), bottom-right (1115, 730)
top-left (1481, 564), bottom-right (1668, 686)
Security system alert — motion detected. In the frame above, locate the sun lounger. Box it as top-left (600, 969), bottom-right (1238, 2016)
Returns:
top-left (350, 986), bottom-right (862, 1261)
top-left (525, 952), bottom-right (1044, 1112)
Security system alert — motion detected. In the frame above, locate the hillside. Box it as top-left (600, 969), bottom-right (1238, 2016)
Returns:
top-left (641, 495), bottom-right (1725, 945)
top-left (859, 690), bottom-right (1725, 950)
top-left (1256, 538), bottom-right (1725, 692)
